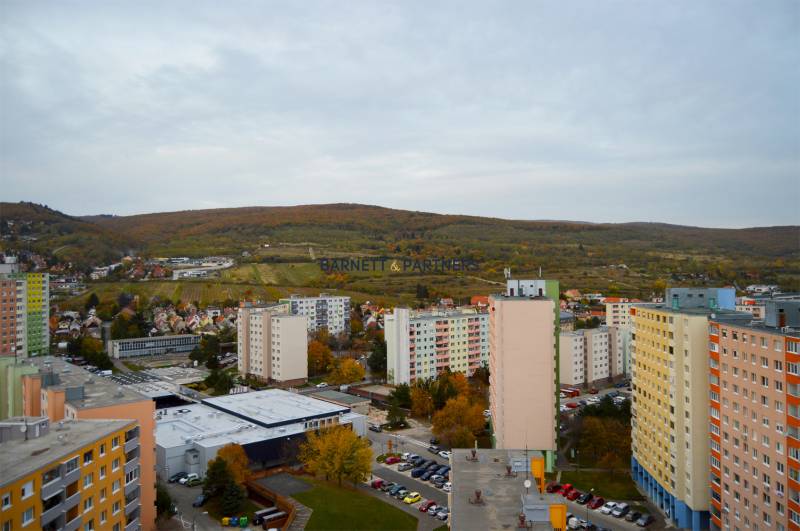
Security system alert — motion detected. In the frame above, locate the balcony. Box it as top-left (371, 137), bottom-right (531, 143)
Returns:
top-left (40, 500), bottom-right (64, 526)
top-left (41, 477), bottom-right (64, 500)
top-left (64, 515), bottom-right (82, 531)
top-left (63, 467), bottom-right (80, 485)
top-left (124, 436), bottom-right (139, 454)
top-left (125, 517), bottom-right (140, 531)
top-left (125, 497), bottom-right (140, 515)
top-left (125, 456), bottom-right (139, 474)
top-left (125, 480), bottom-right (139, 497)
top-left (63, 491), bottom-right (80, 512)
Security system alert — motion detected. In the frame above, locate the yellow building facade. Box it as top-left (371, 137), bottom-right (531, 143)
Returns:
top-left (0, 418), bottom-right (141, 531)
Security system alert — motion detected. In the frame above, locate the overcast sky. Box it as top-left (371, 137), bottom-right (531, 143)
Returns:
top-left (1, 1), bottom-right (798, 227)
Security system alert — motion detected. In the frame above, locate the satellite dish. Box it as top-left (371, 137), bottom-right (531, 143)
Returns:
top-left (20, 424), bottom-right (27, 433)
top-left (523, 479), bottom-right (531, 489)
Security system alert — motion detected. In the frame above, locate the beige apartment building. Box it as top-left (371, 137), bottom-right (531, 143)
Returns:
top-left (559, 326), bottom-right (615, 386)
top-left (631, 303), bottom-right (751, 530)
top-left (489, 294), bottom-right (557, 470)
top-left (237, 302), bottom-right (308, 384)
top-left (709, 300), bottom-right (800, 531)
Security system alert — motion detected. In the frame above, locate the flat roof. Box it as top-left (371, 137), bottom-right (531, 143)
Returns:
top-left (309, 390), bottom-right (370, 406)
top-left (24, 357), bottom-right (149, 409)
top-left (202, 389), bottom-right (349, 428)
top-left (144, 366), bottom-right (209, 385)
top-left (450, 448), bottom-right (564, 531)
top-left (0, 419), bottom-right (134, 488)
top-left (156, 403), bottom-right (280, 449)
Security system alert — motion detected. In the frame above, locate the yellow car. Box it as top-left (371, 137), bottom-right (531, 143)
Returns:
top-left (403, 492), bottom-right (421, 504)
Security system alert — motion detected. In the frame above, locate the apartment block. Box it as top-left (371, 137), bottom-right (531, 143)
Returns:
top-left (605, 298), bottom-right (638, 327)
top-left (0, 268), bottom-right (50, 358)
top-left (559, 326), bottom-right (615, 386)
top-left (385, 307), bottom-right (488, 385)
top-left (19, 357), bottom-right (156, 531)
top-left (489, 294), bottom-right (557, 471)
top-left (0, 418), bottom-right (141, 531)
top-left (709, 300), bottom-right (800, 531)
top-left (279, 294), bottom-right (350, 336)
top-left (0, 357), bottom-right (39, 419)
top-left (237, 302), bottom-right (308, 384)
top-left (630, 298), bottom-right (751, 530)
top-left (109, 334), bottom-right (201, 359)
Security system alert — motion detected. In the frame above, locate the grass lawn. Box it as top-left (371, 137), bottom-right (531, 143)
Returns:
top-left (204, 496), bottom-right (262, 522)
top-left (293, 478), bottom-right (417, 531)
top-left (433, 526), bottom-right (449, 531)
top-left (559, 470), bottom-right (643, 501)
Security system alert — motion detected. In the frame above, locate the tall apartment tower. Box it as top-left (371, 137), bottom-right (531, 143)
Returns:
top-left (709, 300), bottom-right (800, 531)
top-left (279, 294), bottom-right (350, 336)
top-left (489, 294), bottom-right (557, 471)
top-left (559, 326), bottom-right (614, 387)
top-left (630, 291), bottom-right (751, 530)
top-left (0, 265), bottom-right (49, 358)
top-left (385, 307), bottom-right (488, 385)
top-left (237, 302), bottom-right (308, 384)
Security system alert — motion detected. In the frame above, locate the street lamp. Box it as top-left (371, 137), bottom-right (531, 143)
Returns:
top-left (585, 488), bottom-right (594, 524)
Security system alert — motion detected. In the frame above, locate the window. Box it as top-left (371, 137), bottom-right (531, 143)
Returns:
top-left (21, 508), bottom-right (33, 527)
top-left (64, 456), bottom-right (79, 474)
top-left (83, 496), bottom-right (93, 512)
top-left (112, 458), bottom-right (120, 471)
top-left (99, 465), bottom-right (106, 479)
top-left (100, 488), bottom-right (106, 502)
top-left (100, 510), bottom-right (107, 524)
top-left (83, 473), bottom-right (93, 489)
top-left (112, 500), bottom-right (121, 515)
top-left (99, 443), bottom-right (106, 456)
top-left (83, 519), bottom-right (94, 531)
top-left (83, 450), bottom-right (93, 465)
top-left (1, 493), bottom-right (9, 509)
top-left (112, 479), bottom-right (120, 493)
top-left (20, 481), bottom-right (32, 500)
top-left (112, 436), bottom-right (120, 449)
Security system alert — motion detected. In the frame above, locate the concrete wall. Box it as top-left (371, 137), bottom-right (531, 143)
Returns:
top-left (385, 308), bottom-right (411, 385)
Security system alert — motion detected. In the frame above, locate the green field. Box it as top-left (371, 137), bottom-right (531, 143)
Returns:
top-left (292, 479), bottom-right (417, 531)
top-left (558, 470), bottom-right (643, 501)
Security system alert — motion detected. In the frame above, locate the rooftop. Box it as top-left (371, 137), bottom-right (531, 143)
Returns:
top-left (202, 389), bottom-right (349, 428)
top-left (633, 304), bottom-right (754, 321)
top-left (0, 418), bottom-right (134, 488)
top-left (144, 366), bottom-right (209, 385)
top-left (450, 448), bottom-right (564, 531)
top-left (23, 357), bottom-right (149, 409)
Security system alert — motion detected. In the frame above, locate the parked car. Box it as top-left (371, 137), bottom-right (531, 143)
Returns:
top-left (438, 450), bottom-right (452, 459)
top-left (436, 507), bottom-right (449, 521)
top-left (419, 500), bottom-right (437, 512)
top-left (625, 511), bottom-right (642, 522)
top-left (429, 474), bottom-right (443, 483)
top-left (430, 437), bottom-right (440, 444)
top-left (395, 488), bottom-right (410, 500)
top-left (370, 479), bottom-right (385, 489)
top-left (433, 477), bottom-right (447, 488)
top-left (435, 465), bottom-right (450, 475)
top-left (411, 468), bottom-right (426, 478)
top-left (545, 482), bottom-right (561, 493)
top-left (388, 484), bottom-right (404, 496)
top-left (599, 502), bottom-right (617, 515)
top-left (385, 456), bottom-right (401, 465)
top-left (559, 483), bottom-right (574, 496)
top-left (636, 514), bottom-right (655, 527)
top-left (587, 496), bottom-right (605, 510)
top-left (566, 489), bottom-right (582, 501)
top-left (443, 481), bottom-right (452, 492)
top-left (611, 503), bottom-right (630, 518)
top-left (421, 470), bottom-right (435, 481)
top-left (426, 504), bottom-right (439, 515)
top-left (192, 494), bottom-right (207, 507)
top-left (315, 382), bottom-right (328, 388)
top-left (483, 409), bottom-right (491, 417)
top-left (567, 517), bottom-right (584, 530)
top-left (589, 388), bottom-right (599, 394)
top-left (381, 482), bottom-right (396, 492)
top-left (566, 402), bottom-right (579, 409)
top-left (428, 445), bottom-right (440, 454)
top-left (179, 473), bottom-right (199, 485)
top-left (368, 424), bottom-right (382, 433)
top-left (168, 472), bottom-right (188, 483)
top-left (579, 400), bottom-right (588, 406)
top-left (576, 492), bottom-right (593, 504)
top-left (403, 492), bottom-right (421, 504)
top-left (398, 463), bottom-right (414, 472)
top-left (185, 478), bottom-right (202, 487)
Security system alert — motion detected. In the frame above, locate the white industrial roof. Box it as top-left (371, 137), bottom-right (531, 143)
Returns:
top-left (202, 389), bottom-right (348, 427)
top-left (156, 403), bottom-right (281, 449)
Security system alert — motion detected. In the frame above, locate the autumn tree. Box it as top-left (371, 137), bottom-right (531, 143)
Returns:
top-left (307, 340), bottom-right (334, 376)
top-left (216, 443), bottom-right (251, 484)
top-left (431, 395), bottom-right (485, 448)
top-left (299, 425), bottom-right (372, 486)
top-left (410, 385), bottom-right (434, 418)
top-left (328, 358), bottom-right (365, 385)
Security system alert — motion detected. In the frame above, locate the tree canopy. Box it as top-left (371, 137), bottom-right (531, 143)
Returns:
top-left (329, 358), bottom-right (365, 385)
top-left (299, 425), bottom-right (372, 486)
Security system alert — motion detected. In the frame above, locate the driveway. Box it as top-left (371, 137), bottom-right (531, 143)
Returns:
top-left (161, 481), bottom-right (220, 531)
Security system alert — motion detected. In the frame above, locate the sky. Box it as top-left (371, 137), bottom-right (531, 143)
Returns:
top-left (1, 1), bottom-right (798, 228)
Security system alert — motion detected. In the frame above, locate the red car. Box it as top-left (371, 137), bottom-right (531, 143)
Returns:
top-left (559, 483), bottom-right (573, 496)
top-left (566, 402), bottom-right (579, 409)
top-left (545, 482), bottom-right (561, 494)
top-left (589, 388), bottom-right (599, 394)
top-left (588, 496), bottom-right (605, 510)
top-left (566, 489), bottom-right (582, 501)
top-left (419, 500), bottom-right (437, 512)
top-left (371, 479), bottom-right (384, 489)
top-left (385, 456), bottom-right (401, 464)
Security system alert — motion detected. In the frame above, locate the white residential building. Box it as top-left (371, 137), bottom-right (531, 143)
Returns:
top-left (386, 307), bottom-right (488, 385)
top-left (237, 302), bottom-right (308, 383)
top-left (280, 294), bottom-right (351, 335)
top-left (559, 327), bottom-right (613, 386)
